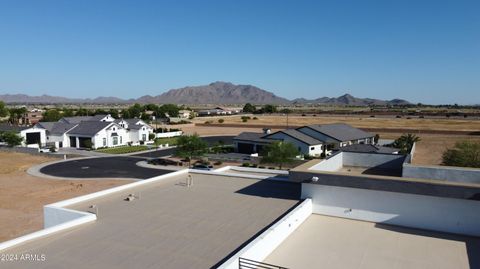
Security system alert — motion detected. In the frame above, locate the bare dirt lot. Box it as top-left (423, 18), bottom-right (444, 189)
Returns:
top-left (193, 114), bottom-right (480, 132)
top-left (0, 152), bottom-right (130, 242)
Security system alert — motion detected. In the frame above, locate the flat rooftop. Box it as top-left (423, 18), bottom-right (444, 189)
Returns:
top-left (1, 173), bottom-right (300, 269)
top-left (338, 165), bottom-right (402, 177)
top-left (264, 214), bottom-right (480, 269)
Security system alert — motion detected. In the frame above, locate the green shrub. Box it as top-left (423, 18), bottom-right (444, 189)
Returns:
top-left (242, 162), bottom-right (250, 167)
top-left (218, 119), bottom-right (224, 123)
top-left (242, 118), bottom-right (248, 122)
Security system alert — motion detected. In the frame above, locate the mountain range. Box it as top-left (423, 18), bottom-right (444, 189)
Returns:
top-left (0, 81), bottom-right (411, 105)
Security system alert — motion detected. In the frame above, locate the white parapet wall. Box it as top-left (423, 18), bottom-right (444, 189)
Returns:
top-left (0, 169), bottom-right (189, 251)
top-left (302, 183), bottom-right (480, 236)
top-left (217, 199), bottom-right (312, 269)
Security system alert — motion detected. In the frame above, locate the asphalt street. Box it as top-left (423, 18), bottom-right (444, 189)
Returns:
top-left (39, 136), bottom-right (235, 179)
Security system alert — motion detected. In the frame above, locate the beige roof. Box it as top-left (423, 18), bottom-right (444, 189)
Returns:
top-left (265, 214), bottom-right (479, 269)
top-left (1, 173), bottom-right (299, 269)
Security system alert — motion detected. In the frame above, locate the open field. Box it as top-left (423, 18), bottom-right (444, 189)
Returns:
top-left (0, 152), bottom-right (130, 242)
top-left (193, 114), bottom-right (480, 132)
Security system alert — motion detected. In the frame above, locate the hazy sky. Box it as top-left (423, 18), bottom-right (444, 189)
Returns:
top-left (0, 0), bottom-right (478, 104)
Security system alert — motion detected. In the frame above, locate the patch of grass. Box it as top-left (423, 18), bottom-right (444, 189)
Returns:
top-left (95, 146), bottom-right (149, 154)
top-left (154, 137), bottom-right (179, 146)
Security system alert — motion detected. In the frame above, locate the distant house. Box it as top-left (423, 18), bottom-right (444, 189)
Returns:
top-left (296, 123), bottom-right (375, 150)
top-left (197, 107), bottom-right (239, 116)
top-left (0, 124), bottom-right (47, 147)
top-left (66, 121), bottom-right (128, 149)
top-left (115, 118), bottom-right (154, 144)
top-left (31, 114), bottom-right (154, 149)
top-left (233, 123), bottom-right (376, 157)
top-left (178, 110), bottom-right (192, 119)
top-left (23, 108), bottom-right (44, 125)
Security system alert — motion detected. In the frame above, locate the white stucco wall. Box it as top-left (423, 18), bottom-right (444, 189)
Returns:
top-left (20, 127), bottom-right (47, 146)
top-left (302, 183), bottom-right (480, 236)
top-left (309, 152), bottom-right (343, 172)
top-left (217, 199), bottom-right (313, 269)
top-left (267, 132), bottom-right (323, 156)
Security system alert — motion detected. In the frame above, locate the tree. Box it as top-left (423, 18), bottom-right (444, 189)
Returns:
top-left (392, 133), bottom-right (421, 154)
top-left (0, 101), bottom-right (8, 118)
top-left (175, 134), bottom-right (208, 167)
top-left (442, 141), bottom-right (480, 168)
top-left (261, 141), bottom-right (299, 169)
top-left (261, 104), bottom-right (277, 114)
top-left (8, 107), bottom-right (26, 125)
top-left (157, 104), bottom-right (180, 118)
top-left (242, 103), bottom-right (256, 113)
top-left (0, 131), bottom-right (23, 147)
top-left (127, 103), bottom-right (143, 118)
top-left (42, 109), bottom-right (62, 122)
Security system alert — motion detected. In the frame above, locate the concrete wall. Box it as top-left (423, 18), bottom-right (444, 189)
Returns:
top-left (217, 199), bottom-right (312, 269)
top-left (343, 152), bottom-right (405, 168)
top-left (44, 206), bottom-right (93, 228)
top-left (403, 163), bottom-right (480, 184)
top-left (309, 152), bottom-right (343, 172)
top-left (302, 183), bottom-right (480, 236)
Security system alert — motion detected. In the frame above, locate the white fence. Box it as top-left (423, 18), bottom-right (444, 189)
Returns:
top-left (155, 131), bottom-right (182, 138)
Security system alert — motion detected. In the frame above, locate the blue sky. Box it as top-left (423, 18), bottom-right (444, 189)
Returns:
top-left (0, 0), bottom-right (478, 104)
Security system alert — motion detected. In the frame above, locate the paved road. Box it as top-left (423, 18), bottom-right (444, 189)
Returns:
top-left (39, 136), bottom-right (235, 179)
top-left (40, 157), bottom-right (172, 179)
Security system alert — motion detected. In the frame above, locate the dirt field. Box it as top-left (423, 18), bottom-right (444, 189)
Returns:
top-left (0, 152), bottom-right (130, 242)
top-left (193, 114), bottom-right (480, 132)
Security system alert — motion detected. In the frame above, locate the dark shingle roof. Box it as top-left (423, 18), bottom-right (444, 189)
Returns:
top-left (233, 132), bottom-right (273, 144)
top-left (267, 129), bottom-right (323, 145)
top-left (340, 144), bottom-right (399, 154)
top-left (36, 122), bottom-right (77, 135)
top-left (301, 123), bottom-right (373, 142)
top-left (67, 121), bottom-right (113, 136)
top-left (60, 116), bottom-right (93, 124)
top-left (60, 114), bottom-right (109, 124)
top-left (0, 124), bottom-right (29, 132)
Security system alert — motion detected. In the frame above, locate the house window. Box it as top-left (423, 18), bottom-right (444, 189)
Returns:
top-left (113, 136), bottom-right (118, 145)
top-left (120, 136), bottom-right (122, 144)
top-left (310, 147), bottom-right (315, 150)
top-left (142, 134), bottom-right (147, 141)
top-left (103, 138), bottom-right (106, 146)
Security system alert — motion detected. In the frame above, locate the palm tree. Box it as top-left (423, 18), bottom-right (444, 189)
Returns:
top-left (393, 133), bottom-right (421, 154)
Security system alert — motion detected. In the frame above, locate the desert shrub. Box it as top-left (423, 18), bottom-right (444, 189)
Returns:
top-left (242, 162), bottom-right (250, 167)
top-left (213, 161), bottom-right (223, 165)
top-left (253, 117), bottom-right (258, 120)
top-left (442, 141), bottom-right (480, 168)
top-left (242, 118), bottom-right (248, 122)
top-left (218, 119), bottom-right (224, 123)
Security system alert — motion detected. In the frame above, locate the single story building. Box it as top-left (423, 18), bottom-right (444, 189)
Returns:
top-left (234, 123), bottom-right (378, 157)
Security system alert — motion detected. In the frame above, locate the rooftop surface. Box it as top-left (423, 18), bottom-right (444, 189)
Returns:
top-left (338, 165), bottom-right (403, 177)
top-left (264, 214), bottom-right (480, 269)
top-left (1, 173), bottom-right (300, 269)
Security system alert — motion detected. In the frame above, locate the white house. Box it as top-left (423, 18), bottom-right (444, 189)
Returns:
top-left (31, 114), bottom-right (154, 149)
top-left (66, 121), bottom-right (128, 149)
top-left (115, 119), bottom-right (154, 144)
top-left (263, 129), bottom-right (324, 157)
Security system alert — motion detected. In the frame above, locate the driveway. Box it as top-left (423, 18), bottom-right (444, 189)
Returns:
top-left (38, 136), bottom-right (235, 179)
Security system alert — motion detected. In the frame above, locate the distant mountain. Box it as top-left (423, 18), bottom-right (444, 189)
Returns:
top-left (292, 94), bottom-right (411, 106)
top-left (0, 83), bottom-right (411, 105)
top-left (136, 81), bottom-right (290, 104)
